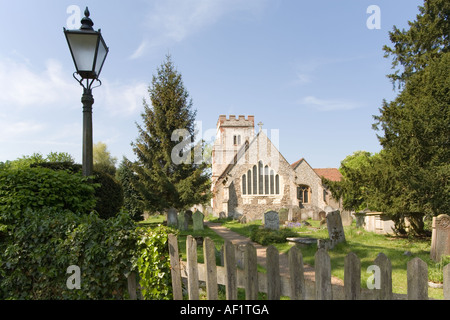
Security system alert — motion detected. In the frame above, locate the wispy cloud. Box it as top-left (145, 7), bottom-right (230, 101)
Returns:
top-left (130, 0), bottom-right (269, 59)
top-left (0, 55), bottom-right (148, 161)
top-left (299, 96), bottom-right (361, 112)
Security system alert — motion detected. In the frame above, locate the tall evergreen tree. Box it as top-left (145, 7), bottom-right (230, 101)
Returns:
top-left (131, 55), bottom-right (211, 213)
top-left (383, 0), bottom-right (450, 88)
top-left (372, 0), bottom-right (450, 235)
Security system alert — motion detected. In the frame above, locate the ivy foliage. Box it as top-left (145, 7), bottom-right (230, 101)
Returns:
top-left (135, 225), bottom-right (175, 300)
top-left (0, 208), bottom-right (174, 300)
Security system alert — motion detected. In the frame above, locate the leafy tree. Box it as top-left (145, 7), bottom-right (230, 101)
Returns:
top-left (93, 142), bottom-right (117, 176)
top-left (131, 55), bottom-right (211, 213)
top-left (324, 151), bottom-right (375, 213)
top-left (383, 0), bottom-right (450, 88)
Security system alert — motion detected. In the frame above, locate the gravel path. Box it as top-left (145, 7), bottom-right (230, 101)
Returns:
top-left (204, 221), bottom-right (344, 286)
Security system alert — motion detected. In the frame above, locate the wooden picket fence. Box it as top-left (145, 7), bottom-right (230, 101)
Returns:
top-left (160, 234), bottom-right (450, 300)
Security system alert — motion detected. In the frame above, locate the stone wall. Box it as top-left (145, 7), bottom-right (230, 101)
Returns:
top-left (292, 160), bottom-right (327, 219)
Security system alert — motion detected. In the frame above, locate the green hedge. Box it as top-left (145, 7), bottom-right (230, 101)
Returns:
top-left (0, 208), bottom-right (174, 300)
top-left (0, 167), bottom-right (96, 224)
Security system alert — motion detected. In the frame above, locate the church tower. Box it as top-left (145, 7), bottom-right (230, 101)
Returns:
top-left (211, 115), bottom-right (255, 182)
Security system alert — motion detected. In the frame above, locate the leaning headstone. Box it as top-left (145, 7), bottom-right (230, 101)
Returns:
top-left (264, 211), bottom-right (279, 230)
top-left (430, 214), bottom-right (450, 262)
top-left (326, 210), bottom-right (346, 249)
top-left (167, 208), bottom-right (178, 227)
top-left (178, 212), bottom-right (188, 231)
top-left (193, 210), bottom-right (205, 231)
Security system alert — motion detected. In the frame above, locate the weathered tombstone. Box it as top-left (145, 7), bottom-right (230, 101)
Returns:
top-left (167, 208), bottom-right (178, 227)
top-left (355, 212), bottom-right (366, 228)
top-left (219, 211), bottom-right (227, 220)
top-left (279, 208), bottom-right (289, 224)
top-left (341, 210), bottom-right (353, 227)
top-left (430, 214), bottom-right (450, 262)
top-left (185, 210), bottom-right (193, 225)
top-left (178, 212), bottom-right (188, 231)
top-left (318, 211), bottom-right (326, 220)
top-left (264, 211), bottom-right (279, 230)
top-left (291, 207), bottom-right (302, 222)
top-left (192, 210), bottom-right (204, 231)
top-left (326, 210), bottom-right (346, 249)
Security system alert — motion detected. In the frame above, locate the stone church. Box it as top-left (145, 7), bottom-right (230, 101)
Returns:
top-left (211, 115), bottom-right (342, 222)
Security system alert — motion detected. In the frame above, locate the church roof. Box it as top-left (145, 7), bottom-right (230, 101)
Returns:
top-left (313, 168), bottom-right (343, 182)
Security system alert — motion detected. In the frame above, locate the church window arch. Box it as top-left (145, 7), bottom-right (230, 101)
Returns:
top-left (242, 161), bottom-right (281, 196)
top-left (297, 185), bottom-right (310, 204)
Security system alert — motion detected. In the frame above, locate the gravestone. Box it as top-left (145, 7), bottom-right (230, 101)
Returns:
top-left (178, 212), bottom-right (188, 231)
top-left (264, 211), bottom-right (279, 230)
top-left (430, 214), bottom-right (450, 262)
top-left (193, 210), bottom-right (205, 231)
top-left (318, 211), bottom-right (326, 220)
top-left (185, 210), bottom-right (193, 225)
top-left (279, 208), bottom-right (289, 224)
top-left (326, 210), bottom-right (346, 249)
top-left (167, 208), bottom-right (178, 227)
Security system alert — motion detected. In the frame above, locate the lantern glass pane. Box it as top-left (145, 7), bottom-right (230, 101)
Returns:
top-left (66, 33), bottom-right (99, 73)
top-left (95, 38), bottom-right (108, 76)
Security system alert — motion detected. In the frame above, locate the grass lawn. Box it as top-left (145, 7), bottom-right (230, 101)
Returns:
top-left (143, 214), bottom-right (446, 300)
top-left (207, 216), bottom-right (446, 300)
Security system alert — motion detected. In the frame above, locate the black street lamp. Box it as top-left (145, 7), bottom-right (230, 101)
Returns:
top-left (64, 7), bottom-right (109, 176)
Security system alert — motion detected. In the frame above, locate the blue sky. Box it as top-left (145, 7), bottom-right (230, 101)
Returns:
top-left (0, 0), bottom-right (424, 168)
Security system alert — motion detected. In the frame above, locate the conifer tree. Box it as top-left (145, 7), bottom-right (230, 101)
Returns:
top-left (372, 0), bottom-right (450, 234)
top-left (131, 55), bottom-right (211, 213)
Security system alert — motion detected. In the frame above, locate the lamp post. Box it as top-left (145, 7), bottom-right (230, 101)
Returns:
top-left (64, 7), bottom-right (109, 176)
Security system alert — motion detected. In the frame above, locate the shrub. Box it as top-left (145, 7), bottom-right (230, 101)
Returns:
top-left (0, 208), bottom-right (140, 300)
top-left (250, 227), bottom-right (299, 246)
top-left (92, 170), bottom-right (124, 220)
top-left (30, 162), bottom-right (125, 220)
top-left (0, 167), bottom-right (96, 224)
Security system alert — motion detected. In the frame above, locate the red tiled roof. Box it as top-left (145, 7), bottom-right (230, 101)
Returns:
top-left (290, 158), bottom-right (304, 169)
top-left (313, 168), bottom-right (343, 182)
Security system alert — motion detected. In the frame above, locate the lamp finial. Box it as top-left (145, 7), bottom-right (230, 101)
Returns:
top-left (80, 7), bottom-right (94, 30)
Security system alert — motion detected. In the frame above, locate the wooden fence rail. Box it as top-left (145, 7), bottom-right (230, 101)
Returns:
top-left (128, 234), bottom-right (450, 300)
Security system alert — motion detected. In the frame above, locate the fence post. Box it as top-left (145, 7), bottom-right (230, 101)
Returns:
top-left (168, 233), bottom-right (183, 300)
top-left (187, 235), bottom-right (199, 300)
top-left (374, 253), bottom-right (392, 300)
top-left (444, 263), bottom-right (450, 300)
top-left (267, 246), bottom-right (281, 300)
top-left (344, 252), bottom-right (361, 300)
top-left (127, 271), bottom-right (137, 300)
top-left (407, 257), bottom-right (428, 300)
top-left (245, 242), bottom-right (258, 300)
top-left (315, 248), bottom-right (332, 300)
top-left (203, 237), bottom-right (218, 300)
top-left (288, 246), bottom-right (305, 300)
top-left (224, 240), bottom-right (237, 300)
